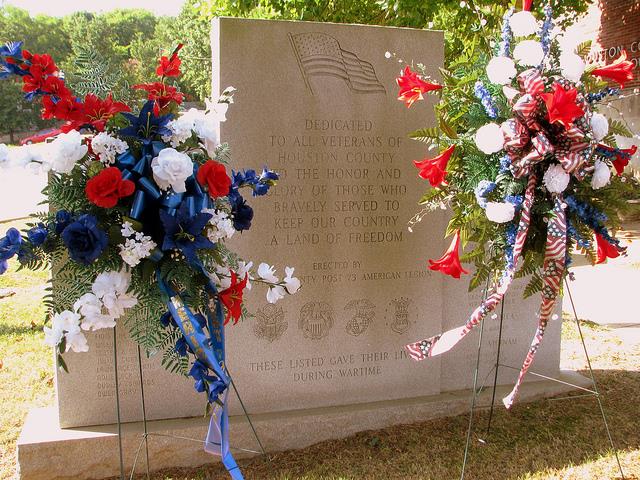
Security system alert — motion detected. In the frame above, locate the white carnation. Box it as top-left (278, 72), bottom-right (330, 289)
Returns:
top-left (48, 130), bottom-right (88, 174)
top-left (91, 132), bottom-right (128, 164)
top-left (485, 202), bottom-right (516, 223)
top-left (590, 113), bottom-right (609, 141)
top-left (151, 148), bottom-right (193, 193)
top-left (513, 40), bottom-right (545, 67)
top-left (475, 123), bottom-right (505, 154)
top-left (503, 85), bottom-right (520, 101)
top-left (591, 159), bottom-right (611, 190)
top-left (486, 56), bottom-right (517, 85)
top-left (543, 164), bottom-right (571, 193)
top-left (560, 52), bottom-right (586, 83)
top-left (0, 144), bottom-right (9, 169)
top-left (510, 10), bottom-right (538, 37)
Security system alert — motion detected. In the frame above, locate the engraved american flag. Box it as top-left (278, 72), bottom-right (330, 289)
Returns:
top-left (289, 32), bottom-right (386, 95)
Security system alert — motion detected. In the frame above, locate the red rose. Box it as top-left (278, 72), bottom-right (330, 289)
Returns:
top-left (197, 160), bottom-right (231, 199)
top-left (86, 167), bottom-right (135, 208)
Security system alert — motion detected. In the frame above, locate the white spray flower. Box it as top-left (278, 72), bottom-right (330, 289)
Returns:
top-left (283, 267), bottom-right (301, 294)
top-left (514, 40), bottom-right (544, 67)
top-left (65, 329), bottom-right (89, 353)
top-left (266, 285), bottom-right (286, 304)
top-left (75, 293), bottom-right (116, 331)
top-left (92, 270), bottom-right (138, 318)
top-left (485, 202), bottom-right (516, 223)
top-left (510, 10), bottom-right (538, 37)
top-left (91, 132), bottom-right (128, 164)
top-left (590, 113), bottom-right (609, 141)
top-left (543, 164), bottom-right (570, 193)
top-left (486, 56), bottom-right (517, 85)
top-left (475, 123), bottom-right (505, 154)
top-left (257, 263), bottom-right (279, 283)
top-left (591, 159), bottom-right (611, 190)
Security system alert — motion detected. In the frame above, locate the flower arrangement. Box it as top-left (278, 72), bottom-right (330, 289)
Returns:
top-left (395, 2), bottom-right (638, 408)
top-left (0, 41), bottom-right (299, 475)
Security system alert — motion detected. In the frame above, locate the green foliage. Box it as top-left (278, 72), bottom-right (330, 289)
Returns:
top-left (68, 46), bottom-right (130, 100)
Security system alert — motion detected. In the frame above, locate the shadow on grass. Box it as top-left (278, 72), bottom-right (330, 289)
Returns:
top-left (128, 369), bottom-right (640, 480)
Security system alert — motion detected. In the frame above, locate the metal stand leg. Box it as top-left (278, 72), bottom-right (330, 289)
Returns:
top-left (136, 344), bottom-right (151, 479)
top-left (485, 297), bottom-right (505, 437)
top-left (228, 371), bottom-right (267, 456)
top-left (566, 281), bottom-right (625, 480)
top-left (113, 327), bottom-right (125, 480)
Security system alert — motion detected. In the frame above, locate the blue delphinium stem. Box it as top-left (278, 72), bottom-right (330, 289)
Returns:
top-left (474, 81), bottom-right (498, 119)
top-left (540, 4), bottom-right (554, 57)
top-left (499, 8), bottom-right (514, 57)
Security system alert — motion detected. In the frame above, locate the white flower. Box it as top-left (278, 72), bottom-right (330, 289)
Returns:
top-left (9, 144), bottom-right (48, 172)
top-left (203, 209), bottom-right (235, 243)
top-left (151, 148), bottom-right (193, 193)
top-left (283, 267), bottom-right (301, 294)
top-left (0, 144), bottom-right (9, 169)
top-left (52, 310), bottom-right (82, 333)
top-left (510, 11), bottom-right (538, 37)
top-left (486, 56), bottom-right (517, 85)
top-left (74, 293), bottom-right (116, 331)
top-left (162, 115), bottom-right (195, 147)
top-left (205, 96), bottom-right (231, 122)
top-left (118, 232), bottom-right (156, 268)
top-left (475, 123), bottom-right (505, 154)
top-left (591, 160), bottom-right (611, 190)
top-left (485, 202), bottom-right (516, 223)
top-left (590, 113), bottom-right (609, 141)
top-left (91, 132), bottom-right (128, 165)
top-left (48, 130), bottom-right (88, 174)
top-left (513, 40), bottom-right (544, 67)
top-left (503, 85), bottom-right (520, 101)
top-left (92, 270), bottom-right (137, 318)
top-left (560, 52), bottom-right (586, 83)
top-left (266, 285), bottom-right (286, 304)
top-left (43, 325), bottom-right (63, 347)
top-left (257, 263), bottom-right (279, 283)
top-left (121, 221), bottom-right (136, 238)
top-left (543, 164), bottom-right (570, 193)
top-left (236, 260), bottom-right (253, 290)
top-left (65, 329), bottom-right (89, 353)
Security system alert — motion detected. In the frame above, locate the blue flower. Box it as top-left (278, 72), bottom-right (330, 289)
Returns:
top-left (119, 100), bottom-right (172, 143)
top-left (175, 336), bottom-right (189, 357)
top-left (27, 223), bottom-right (48, 247)
top-left (0, 41), bottom-right (26, 78)
top-left (54, 210), bottom-right (73, 235)
top-left (61, 214), bottom-right (108, 265)
top-left (230, 193), bottom-right (254, 231)
top-left (232, 167), bottom-right (279, 197)
top-left (159, 201), bottom-right (214, 264)
top-left (0, 260), bottom-right (7, 275)
top-left (189, 359), bottom-right (227, 402)
top-left (0, 228), bottom-right (22, 261)
top-left (474, 180), bottom-right (496, 209)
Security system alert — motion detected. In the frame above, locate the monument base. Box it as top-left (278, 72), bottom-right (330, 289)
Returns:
top-left (17, 371), bottom-right (589, 480)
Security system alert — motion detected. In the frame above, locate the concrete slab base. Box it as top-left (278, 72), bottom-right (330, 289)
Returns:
top-left (17, 370), bottom-right (591, 480)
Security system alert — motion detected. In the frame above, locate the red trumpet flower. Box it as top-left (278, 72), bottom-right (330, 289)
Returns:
top-left (429, 230), bottom-right (469, 279)
top-left (218, 272), bottom-right (248, 325)
top-left (396, 66), bottom-right (442, 108)
top-left (540, 83), bottom-right (585, 128)
top-left (414, 145), bottom-right (455, 187)
top-left (590, 51), bottom-right (635, 88)
top-left (595, 233), bottom-right (621, 264)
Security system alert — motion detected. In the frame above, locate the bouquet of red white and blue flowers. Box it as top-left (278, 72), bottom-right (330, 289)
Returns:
top-left (396, 1), bottom-right (638, 408)
top-left (0, 41), bottom-right (299, 477)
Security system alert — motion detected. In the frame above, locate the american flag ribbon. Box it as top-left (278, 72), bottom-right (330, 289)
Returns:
top-left (289, 32), bottom-right (386, 95)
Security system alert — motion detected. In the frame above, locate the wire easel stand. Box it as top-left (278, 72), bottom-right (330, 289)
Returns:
top-left (110, 332), bottom-right (267, 480)
top-left (459, 278), bottom-right (626, 480)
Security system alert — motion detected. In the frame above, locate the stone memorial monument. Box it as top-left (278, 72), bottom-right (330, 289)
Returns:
top-left (17, 18), bottom-right (584, 479)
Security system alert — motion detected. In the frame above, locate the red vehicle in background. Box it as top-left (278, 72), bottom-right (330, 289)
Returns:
top-left (19, 128), bottom-right (62, 145)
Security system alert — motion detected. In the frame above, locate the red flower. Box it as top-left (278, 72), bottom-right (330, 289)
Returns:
top-left (40, 75), bottom-right (70, 98)
top-left (429, 230), bottom-right (469, 279)
top-left (42, 95), bottom-right (84, 122)
top-left (62, 94), bottom-right (130, 132)
top-left (85, 167), bottom-right (135, 208)
top-left (197, 160), bottom-right (232, 198)
top-left (414, 145), bottom-right (455, 187)
top-left (218, 271), bottom-right (248, 325)
top-left (595, 233), bottom-right (621, 264)
top-left (156, 44), bottom-right (184, 78)
top-left (612, 145), bottom-right (637, 175)
top-left (591, 51), bottom-right (635, 88)
top-left (540, 83), bottom-right (585, 128)
top-left (396, 66), bottom-right (442, 108)
top-left (133, 82), bottom-right (184, 116)
top-left (21, 68), bottom-right (46, 94)
top-left (27, 53), bottom-right (57, 75)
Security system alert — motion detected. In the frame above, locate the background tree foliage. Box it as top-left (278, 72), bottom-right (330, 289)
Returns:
top-left (0, 0), bottom-right (592, 142)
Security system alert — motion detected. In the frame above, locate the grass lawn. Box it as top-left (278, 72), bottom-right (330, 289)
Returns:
top-left (1, 217), bottom-right (639, 480)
